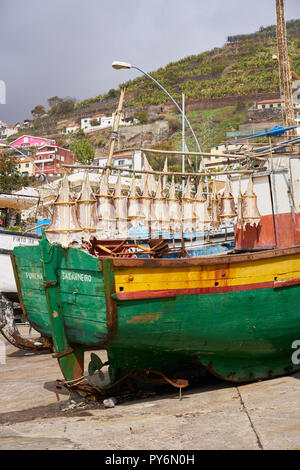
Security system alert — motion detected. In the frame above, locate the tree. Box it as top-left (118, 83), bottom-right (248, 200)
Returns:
top-left (0, 152), bottom-right (32, 193)
top-left (107, 89), bottom-right (118, 99)
top-left (47, 96), bottom-right (75, 115)
top-left (133, 110), bottom-right (148, 124)
top-left (31, 105), bottom-right (45, 118)
top-left (70, 138), bottom-right (95, 164)
top-left (47, 96), bottom-right (62, 108)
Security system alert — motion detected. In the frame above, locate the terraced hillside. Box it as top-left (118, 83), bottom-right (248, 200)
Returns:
top-left (76, 19), bottom-right (300, 109)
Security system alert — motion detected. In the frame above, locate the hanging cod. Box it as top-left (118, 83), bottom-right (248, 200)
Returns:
top-left (46, 174), bottom-right (83, 248)
top-left (162, 157), bottom-right (168, 197)
top-left (96, 173), bottom-right (116, 239)
top-left (76, 172), bottom-right (98, 241)
top-left (142, 155), bottom-right (156, 195)
top-left (168, 176), bottom-right (181, 238)
top-left (219, 177), bottom-right (237, 227)
top-left (138, 174), bottom-right (152, 239)
top-left (211, 179), bottom-right (220, 231)
top-left (151, 176), bottom-right (165, 238)
top-left (194, 181), bottom-right (211, 234)
top-left (128, 176), bottom-right (140, 241)
top-left (114, 174), bottom-right (128, 239)
top-left (239, 177), bottom-right (261, 229)
top-left (182, 177), bottom-right (194, 236)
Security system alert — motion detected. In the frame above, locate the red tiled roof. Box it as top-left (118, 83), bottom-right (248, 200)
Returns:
top-left (257, 99), bottom-right (283, 104)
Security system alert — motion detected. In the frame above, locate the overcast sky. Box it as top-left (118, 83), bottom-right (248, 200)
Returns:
top-left (0, 0), bottom-right (299, 124)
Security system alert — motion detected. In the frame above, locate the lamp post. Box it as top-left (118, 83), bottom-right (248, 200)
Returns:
top-left (112, 61), bottom-right (208, 186)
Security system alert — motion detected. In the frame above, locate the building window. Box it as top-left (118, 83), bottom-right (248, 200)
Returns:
top-left (262, 105), bottom-right (265, 109)
top-left (25, 163), bottom-right (29, 168)
top-left (118, 160), bottom-right (125, 166)
top-left (270, 104), bottom-right (273, 108)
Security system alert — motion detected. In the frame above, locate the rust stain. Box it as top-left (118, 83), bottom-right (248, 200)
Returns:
top-left (126, 312), bottom-right (164, 324)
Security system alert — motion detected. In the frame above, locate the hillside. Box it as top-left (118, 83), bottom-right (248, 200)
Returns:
top-left (76, 19), bottom-right (300, 109)
top-left (11, 19), bottom-right (300, 166)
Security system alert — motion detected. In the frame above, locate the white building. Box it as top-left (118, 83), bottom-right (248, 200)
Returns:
top-left (0, 121), bottom-right (18, 139)
top-left (81, 113), bottom-right (136, 134)
top-left (65, 123), bottom-right (80, 134)
top-left (92, 150), bottom-right (142, 172)
top-left (256, 99), bottom-right (284, 110)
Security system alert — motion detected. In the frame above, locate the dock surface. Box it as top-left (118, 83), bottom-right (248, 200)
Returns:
top-left (0, 328), bottom-right (299, 450)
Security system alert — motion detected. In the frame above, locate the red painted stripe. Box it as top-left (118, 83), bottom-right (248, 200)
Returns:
top-left (116, 281), bottom-right (276, 301)
top-left (274, 277), bottom-right (300, 289)
top-left (117, 290), bottom-right (177, 301)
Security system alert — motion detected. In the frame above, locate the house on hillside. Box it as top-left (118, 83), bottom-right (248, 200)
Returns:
top-left (17, 157), bottom-right (35, 176)
top-left (92, 150), bottom-right (142, 171)
top-left (34, 145), bottom-right (76, 177)
top-left (10, 135), bottom-right (56, 148)
top-left (0, 122), bottom-right (19, 140)
top-left (0, 121), bottom-right (7, 139)
top-left (81, 112), bottom-right (136, 134)
top-left (65, 123), bottom-right (80, 134)
top-left (255, 99), bottom-right (284, 110)
top-left (209, 142), bottom-right (243, 164)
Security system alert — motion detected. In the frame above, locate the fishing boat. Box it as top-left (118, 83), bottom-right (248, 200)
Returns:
top-left (9, 90), bottom-right (300, 397)
top-left (0, 191), bottom-right (52, 351)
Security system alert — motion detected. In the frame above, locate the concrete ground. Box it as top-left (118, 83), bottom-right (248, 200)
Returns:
top-left (0, 327), bottom-right (300, 450)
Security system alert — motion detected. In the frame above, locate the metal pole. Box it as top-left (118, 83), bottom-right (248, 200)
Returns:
top-left (182, 93), bottom-right (185, 192)
top-left (105, 87), bottom-right (126, 178)
top-left (132, 66), bottom-right (207, 172)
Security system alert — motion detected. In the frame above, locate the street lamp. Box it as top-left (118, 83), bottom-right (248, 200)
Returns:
top-left (112, 61), bottom-right (207, 179)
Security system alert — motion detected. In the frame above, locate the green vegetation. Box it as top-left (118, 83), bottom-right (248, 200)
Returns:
top-left (70, 138), bottom-right (95, 164)
top-left (0, 153), bottom-right (33, 193)
top-left (172, 106), bottom-right (249, 152)
top-left (31, 105), bottom-right (46, 118)
top-left (47, 96), bottom-right (76, 115)
top-left (227, 19), bottom-right (300, 42)
top-left (133, 110), bottom-right (148, 124)
top-left (74, 19), bottom-right (299, 110)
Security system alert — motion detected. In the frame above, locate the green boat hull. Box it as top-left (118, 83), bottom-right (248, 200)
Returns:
top-left (12, 237), bottom-right (300, 384)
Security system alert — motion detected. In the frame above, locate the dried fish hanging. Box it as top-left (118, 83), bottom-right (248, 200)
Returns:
top-left (114, 174), bottom-right (128, 239)
top-left (211, 179), bottom-right (220, 231)
top-left (168, 177), bottom-right (181, 240)
top-left (162, 157), bottom-right (168, 197)
top-left (95, 86), bottom-right (125, 240)
top-left (95, 172), bottom-right (116, 239)
top-left (138, 174), bottom-right (152, 239)
top-left (219, 177), bottom-right (237, 227)
top-left (151, 176), bottom-right (168, 238)
top-left (240, 177), bottom-right (261, 229)
top-left (236, 178), bottom-right (244, 230)
top-left (76, 172), bottom-right (98, 241)
top-left (182, 178), bottom-right (195, 236)
top-left (46, 174), bottom-right (83, 248)
top-left (193, 181), bottom-right (211, 235)
top-left (141, 155), bottom-right (156, 195)
top-left (128, 176), bottom-right (140, 241)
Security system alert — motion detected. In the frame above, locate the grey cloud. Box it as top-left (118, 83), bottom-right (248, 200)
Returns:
top-left (0, 0), bottom-right (299, 123)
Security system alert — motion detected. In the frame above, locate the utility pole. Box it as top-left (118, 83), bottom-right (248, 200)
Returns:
top-left (276, 0), bottom-right (294, 133)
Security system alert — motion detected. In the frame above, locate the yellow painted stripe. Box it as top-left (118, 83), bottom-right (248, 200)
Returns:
top-left (114, 254), bottom-right (300, 293)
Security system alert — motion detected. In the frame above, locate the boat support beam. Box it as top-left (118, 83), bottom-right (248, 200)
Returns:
top-left (39, 236), bottom-right (84, 381)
